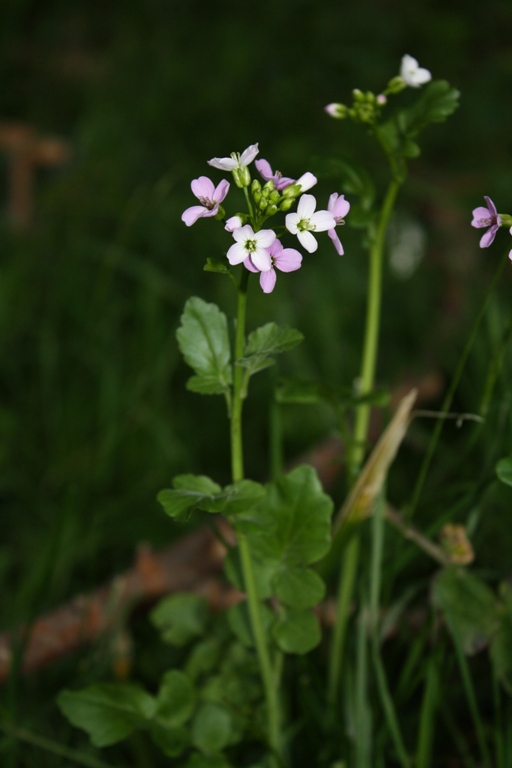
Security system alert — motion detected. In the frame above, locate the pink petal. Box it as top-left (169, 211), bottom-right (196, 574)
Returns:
top-left (214, 179), bottom-right (230, 203)
top-left (260, 269), bottom-right (277, 293)
top-left (484, 196), bottom-right (498, 217)
top-left (243, 256), bottom-right (259, 273)
top-left (275, 176), bottom-right (295, 191)
top-left (274, 248), bottom-right (302, 272)
top-left (182, 205), bottom-right (208, 226)
top-left (267, 239), bottom-right (283, 258)
top-left (191, 176), bottom-right (215, 200)
top-left (329, 193), bottom-right (350, 219)
top-left (471, 207), bottom-right (492, 227)
top-left (480, 226), bottom-right (498, 248)
top-left (255, 158), bottom-right (273, 181)
top-left (328, 228), bottom-right (344, 255)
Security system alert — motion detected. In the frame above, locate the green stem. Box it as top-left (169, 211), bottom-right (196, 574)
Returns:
top-left (350, 176), bottom-right (402, 475)
top-left (230, 269), bottom-right (281, 761)
top-left (408, 250), bottom-right (509, 517)
top-left (453, 635), bottom-right (492, 768)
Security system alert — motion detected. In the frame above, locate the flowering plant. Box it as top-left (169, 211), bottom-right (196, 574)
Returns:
top-left (58, 56), bottom-right (512, 768)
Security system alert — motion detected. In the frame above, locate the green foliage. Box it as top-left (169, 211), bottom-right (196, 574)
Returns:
top-left (177, 297), bottom-right (232, 395)
top-left (432, 567), bottom-right (499, 655)
top-left (272, 608), bottom-right (322, 654)
top-left (191, 704), bottom-right (234, 753)
top-left (157, 476), bottom-right (266, 519)
top-left (238, 323), bottom-right (304, 378)
top-left (495, 455), bottom-right (512, 487)
top-left (150, 593), bottom-right (209, 646)
top-left (490, 583), bottom-right (512, 694)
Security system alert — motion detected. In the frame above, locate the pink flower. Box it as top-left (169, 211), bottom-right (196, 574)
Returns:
top-left (225, 215), bottom-right (243, 232)
top-left (327, 193), bottom-right (350, 255)
top-left (182, 176), bottom-right (230, 226)
top-left (255, 159), bottom-right (295, 191)
top-left (285, 194), bottom-right (335, 253)
top-left (471, 196), bottom-right (501, 248)
top-left (226, 225), bottom-right (275, 271)
top-left (244, 239), bottom-right (302, 294)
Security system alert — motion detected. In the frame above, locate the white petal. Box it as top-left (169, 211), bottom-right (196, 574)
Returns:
top-left (227, 242), bottom-right (248, 265)
top-left (298, 230), bottom-right (318, 253)
top-left (285, 213), bottom-right (300, 234)
top-left (251, 247), bottom-right (272, 271)
top-left (233, 224), bottom-right (254, 242)
top-left (255, 229), bottom-right (276, 248)
top-left (310, 210), bottom-right (337, 232)
top-left (240, 143), bottom-right (259, 167)
top-left (295, 172), bottom-right (317, 192)
top-left (208, 157), bottom-right (238, 171)
top-left (297, 194), bottom-right (316, 219)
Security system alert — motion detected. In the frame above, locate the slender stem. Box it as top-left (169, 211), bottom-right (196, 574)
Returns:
top-left (453, 635), bottom-right (492, 768)
top-left (230, 269), bottom-right (281, 761)
top-left (408, 250), bottom-right (509, 517)
top-left (350, 176), bottom-right (402, 475)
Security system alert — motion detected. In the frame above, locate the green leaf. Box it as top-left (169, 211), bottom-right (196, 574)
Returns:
top-left (177, 297), bottom-right (232, 395)
top-left (184, 753), bottom-right (233, 768)
top-left (491, 583), bottom-right (512, 694)
top-left (155, 670), bottom-right (196, 727)
top-left (57, 684), bottom-right (155, 747)
top-left (238, 323), bottom-right (303, 377)
top-left (432, 567), bottom-right (499, 655)
top-left (192, 703), bottom-right (234, 754)
top-left (274, 567), bottom-right (325, 609)
top-left (150, 593), bottom-right (209, 646)
top-left (150, 724), bottom-right (190, 757)
top-left (157, 475), bottom-right (225, 519)
top-left (496, 456), bottom-right (512, 487)
top-left (272, 608), bottom-right (321, 654)
top-left (221, 480), bottom-right (266, 517)
top-left (203, 258), bottom-right (230, 274)
top-left (398, 80), bottom-right (461, 137)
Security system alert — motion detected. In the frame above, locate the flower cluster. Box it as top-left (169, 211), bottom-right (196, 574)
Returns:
top-left (182, 143), bottom-right (350, 293)
top-left (471, 196), bottom-right (512, 261)
top-left (325, 54), bottom-right (432, 124)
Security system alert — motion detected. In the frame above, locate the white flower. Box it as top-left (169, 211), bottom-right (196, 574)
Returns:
top-left (295, 172), bottom-right (317, 192)
top-left (208, 143), bottom-right (259, 171)
top-left (400, 55), bottom-right (432, 88)
top-left (226, 224), bottom-right (275, 271)
top-left (225, 215), bottom-right (243, 232)
top-left (285, 194), bottom-right (336, 253)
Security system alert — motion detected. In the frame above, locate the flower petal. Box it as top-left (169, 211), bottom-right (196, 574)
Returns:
top-left (182, 205), bottom-right (208, 226)
top-left (328, 228), bottom-right (344, 255)
top-left (285, 213), bottom-right (300, 234)
top-left (297, 194), bottom-right (317, 219)
top-left (329, 193), bottom-right (351, 219)
top-left (275, 176), bottom-right (295, 191)
top-left (484, 196), bottom-right (498, 217)
top-left (251, 247), bottom-right (272, 271)
top-left (260, 268), bottom-right (277, 293)
top-left (191, 176), bottom-right (215, 200)
top-left (310, 210), bottom-right (337, 231)
top-left (243, 256), bottom-right (259, 273)
top-left (274, 247), bottom-right (302, 272)
top-left (225, 215), bottom-right (243, 232)
top-left (471, 206), bottom-right (493, 227)
top-left (227, 242), bottom-right (249, 265)
top-left (480, 225), bottom-right (499, 248)
top-left (295, 172), bottom-right (317, 193)
top-left (298, 230), bottom-right (318, 253)
top-left (255, 158), bottom-right (273, 181)
top-left (240, 143), bottom-right (259, 166)
top-left (208, 156), bottom-right (238, 171)
top-left (255, 229), bottom-right (276, 248)
top-left (267, 239), bottom-right (283, 258)
top-left (214, 179), bottom-right (230, 203)
top-left (232, 224), bottom-right (255, 243)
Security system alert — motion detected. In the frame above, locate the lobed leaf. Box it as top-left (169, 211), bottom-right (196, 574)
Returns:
top-left (150, 593), bottom-right (209, 646)
top-left (155, 670), bottom-right (196, 727)
top-left (237, 323), bottom-right (303, 377)
top-left (272, 608), bottom-right (321, 654)
top-left (157, 474), bottom-right (226, 519)
top-left (191, 703), bottom-right (234, 754)
top-left (177, 297), bottom-right (232, 396)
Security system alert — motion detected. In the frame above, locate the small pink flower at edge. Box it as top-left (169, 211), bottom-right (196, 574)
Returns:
top-left (471, 196), bottom-right (501, 248)
top-left (327, 193), bottom-right (351, 255)
top-left (255, 159), bottom-right (295, 191)
top-left (244, 239), bottom-right (303, 293)
top-left (182, 176), bottom-right (230, 226)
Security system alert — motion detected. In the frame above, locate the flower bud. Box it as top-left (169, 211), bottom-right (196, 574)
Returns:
top-left (251, 179), bottom-right (262, 194)
top-left (352, 89), bottom-right (364, 101)
top-left (385, 76), bottom-right (407, 95)
top-left (225, 214), bottom-right (244, 232)
top-left (325, 102), bottom-right (348, 119)
top-left (265, 204), bottom-right (278, 216)
top-left (259, 197), bottom-right (268, 211)
top-left (269, 190), bottom-right (280, 204)
top-left (233, 165), bottom-right (251, 188)
top-left (262, 186), bottom-right (270, 198)
top-left (253, 189), bottom-right (262, 204)
top-left (279, 197), bottom-right (295, 212)
top-left (263, 180), bottom-right (275, 192)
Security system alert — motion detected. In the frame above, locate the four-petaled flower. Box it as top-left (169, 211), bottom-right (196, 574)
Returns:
top-left (400, 55), bottom-right (432, 88)
top-left (208, 143), bottom-right (259, 171)
top-left (244, 239), bottom-right (302, 294)
top-left (182, 176), bottom-right (230, 227)
top-left (327, 193), bottom-right (350, 255)
top-left (227, 225), bottom-right (275, 271)
top-left (255, 159), bottom-right (295, 191)
top-left (471, 196), bottom-right (501, 248)
top-left (285, 194), bottom-right (336, 253)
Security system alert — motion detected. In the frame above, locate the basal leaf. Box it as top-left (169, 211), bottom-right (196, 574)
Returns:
top-left (177, 297), bottom-right (232, 395)
top-left (496, 456), bottom-right (512, 487)
top-left (432, 567), bottom-right (499, 655)
top-left (155, 670), bottom-right (196, 727)
top-left (273, 567), bottom-right (325, 609)
top-left (150, 723), bottom-right (190, 757)
top-left (57, 683), bottom-right (155, 747)
top-left (157, 475), bottom-right (226, 519)
top-left (191, 703), bottom-right (234, 754)
top-left (272, 608), bottom-right (321, 654)
top-left (150, 593), bottom-right (209, 646)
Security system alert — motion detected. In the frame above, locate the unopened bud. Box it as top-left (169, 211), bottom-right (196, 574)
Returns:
top-left (259, 197), bottom-right (268, 211)
top-left (269, 190), bottom-right (280, 204)
top-left (251, 179), bottom-right (262, 194)
top-left (263, 180), bottom-right (275, 192)
top-left (352, 89), bottom-right (364, 101)
top-left (253, 189), bottom-right (262, 204)
top-left (225, 214), bottom-right (244, 232)
top-left (279, 197), bottom-right (295, 212)
top-left (265, 204), bottom-right (278, 216)
top-left (385, 76), bottom-right (407, 95)
top-left (325, 102), bottom-right (348, 119)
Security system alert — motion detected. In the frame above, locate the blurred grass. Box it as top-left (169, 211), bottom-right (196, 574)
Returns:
top-left (0, 0), bottom-right (512, 763)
